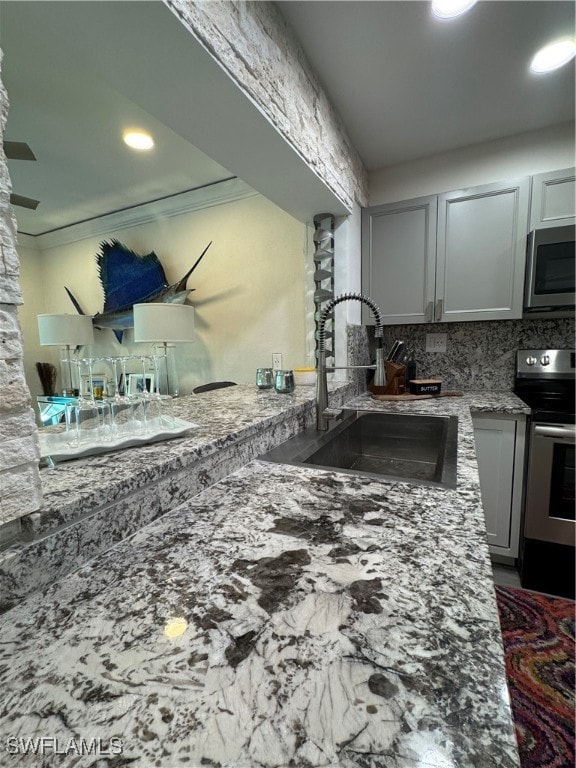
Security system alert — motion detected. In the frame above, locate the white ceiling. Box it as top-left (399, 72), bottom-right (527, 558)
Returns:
top-left (278, 0), bottom-right (575, 169)
top-left (1, 1), bottom-right (575, 237)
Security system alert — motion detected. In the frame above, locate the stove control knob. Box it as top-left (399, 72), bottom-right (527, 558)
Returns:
top-left (526, 356), bottom-right (537, 366)
top-left (540, 354), bottom-right (550, 366)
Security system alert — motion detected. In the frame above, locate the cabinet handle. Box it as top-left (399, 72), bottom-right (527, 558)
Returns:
top-left (435, 299), bottom-right (443, 322)
top-left (425, 301), bottom-right (434, 323)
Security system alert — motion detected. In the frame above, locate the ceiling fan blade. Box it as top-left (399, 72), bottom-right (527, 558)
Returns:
top-left (4, 141), bottom-right (36, 161)
top-left (10, 193), bottom-right (40, 210)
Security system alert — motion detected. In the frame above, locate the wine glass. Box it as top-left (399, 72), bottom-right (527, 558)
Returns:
top-left (68, 358), bottom-right (102, 446)
top-left (120, 355), bottom-right (146, 434)
top-left (106, 356), bottom-right (134, 437)
top-left (138, 354), bottom-right (162, 432)
top-left (150, 348), bottom-right (175, 429)
top-left (64, 357), bottom-right (82, 447)
top-left (86, 356), bottom-right (112, 442)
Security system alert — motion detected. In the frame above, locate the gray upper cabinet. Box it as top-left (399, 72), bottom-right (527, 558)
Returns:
top-left (361, 195), bottom-right (437, 324)
top-left (436, 178), bottom-right (530, 322)
top-left (529, 167), bottom-right (576, 230)
top-left (362, 176), bottom-right (530, 324)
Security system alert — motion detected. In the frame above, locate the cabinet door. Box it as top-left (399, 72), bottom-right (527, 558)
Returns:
top-left (473, 417), bottom-right (517, 550)
top-left (361, 195), bottom-right (437, 325)
top-left (530, 167), bottom-right (575, 230)
top-left (436, 178), bottom-right (530, 322)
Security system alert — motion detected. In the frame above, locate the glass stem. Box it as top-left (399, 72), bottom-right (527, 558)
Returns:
top-left (110, 359), bottom-right (119, 398)
top-left (163, 343), bottom-right (170, 395)
top-left (151, 351), bottom-right (161, 394)
top-left (66, 344), bottom-right (73, 393)
top-left (87, 359), bottom-right (95, 402)
top-left (141, 357), bottom-right (149, 394)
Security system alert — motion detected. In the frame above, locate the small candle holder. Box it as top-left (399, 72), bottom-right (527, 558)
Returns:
top-left (256, 368), bottom-right (274, 389)
top-left (274, 370), bottom-right (295, 394)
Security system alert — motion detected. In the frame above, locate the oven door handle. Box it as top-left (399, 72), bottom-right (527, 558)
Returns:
top-left (534, 424), bottom-right (576, 441)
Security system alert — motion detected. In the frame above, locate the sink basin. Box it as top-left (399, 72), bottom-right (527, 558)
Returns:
top-left (261, 409), bottom-right (458, 489)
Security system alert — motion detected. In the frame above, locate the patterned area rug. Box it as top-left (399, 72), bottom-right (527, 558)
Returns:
top-left (496, 585), bottom-right (575, 768)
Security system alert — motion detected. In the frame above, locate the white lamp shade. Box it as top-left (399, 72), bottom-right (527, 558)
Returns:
top-left (37, 314), bottom-right (95, 346)
top-left (133, 303), bottom-right (196, 343)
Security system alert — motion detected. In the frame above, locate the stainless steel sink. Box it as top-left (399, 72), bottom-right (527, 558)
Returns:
top-left (261, 409), bottom-right (458, 489)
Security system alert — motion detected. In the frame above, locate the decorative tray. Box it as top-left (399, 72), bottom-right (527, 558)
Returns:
top-left (39, 418), bottom-right (199, 464)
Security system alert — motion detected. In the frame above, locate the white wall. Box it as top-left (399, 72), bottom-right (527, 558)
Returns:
top-left (369, 122), bottom-right (575, 205)
top-left (18, 193), bottom-right (311, 398)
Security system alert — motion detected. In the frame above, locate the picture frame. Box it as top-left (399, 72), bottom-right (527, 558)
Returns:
top-left (126, 373), bottom-right (155, 396)
top-left (80, 374), bottom-right (106, 398)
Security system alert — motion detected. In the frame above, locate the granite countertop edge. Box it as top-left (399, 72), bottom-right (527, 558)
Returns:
top-left (16, 385), bottom-right (529, 543)
top-left (23, 383), bottom-right (355, 536)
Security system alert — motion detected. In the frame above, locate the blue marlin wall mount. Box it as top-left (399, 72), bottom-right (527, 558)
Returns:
top-left (65, 239), bottom-right (211, 343)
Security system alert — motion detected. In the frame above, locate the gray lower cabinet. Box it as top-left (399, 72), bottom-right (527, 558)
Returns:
top-left (473, 412), bottom-right (526, 560)
top-left (362, 177), bottom-right (530, 325)
top-left (529, 167), bottom-right (576, 230)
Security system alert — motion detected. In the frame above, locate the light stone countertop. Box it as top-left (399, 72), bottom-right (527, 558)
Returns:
top-left (0, 384), bottom-right (356, 614)
top-left (0, 388), bottom-right (528, 767)
top-left (11, 383), bottom-right (355, 545)
top-left (34, 386), bottom-right (528, 531)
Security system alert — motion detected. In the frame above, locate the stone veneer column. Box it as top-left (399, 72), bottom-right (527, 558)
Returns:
top-left (0, 51), bottom-right (42, 544)
top-left (165, 0), bottom-right (368, 209)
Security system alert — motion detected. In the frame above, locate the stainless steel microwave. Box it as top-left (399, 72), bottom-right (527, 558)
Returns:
top-left (523, 224), bottom-right (575, 317)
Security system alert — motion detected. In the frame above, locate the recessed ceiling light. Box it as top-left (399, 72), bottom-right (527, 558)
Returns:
top-left (123, 130), bottom-right (154, 151)
top-left (530, 38), bottom-right (576, 74)
top-left (431, 0), bottom-right (477, 20)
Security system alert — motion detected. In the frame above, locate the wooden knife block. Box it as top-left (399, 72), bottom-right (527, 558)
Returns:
top-left (368, 361), bottom-right (406, 396)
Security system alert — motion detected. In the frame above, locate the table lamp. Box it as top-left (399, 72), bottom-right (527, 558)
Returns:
top-left (133, 304), bottom-right (196, 395)
top-left (37, 314), bottom-right (95, 395)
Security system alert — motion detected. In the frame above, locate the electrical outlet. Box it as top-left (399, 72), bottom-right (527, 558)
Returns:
top-left (425, 333), bottom-right (447, 353)
top-left (272, 353), bottom-right (282, 370)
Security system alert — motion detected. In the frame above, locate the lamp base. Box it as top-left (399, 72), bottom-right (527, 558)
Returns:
top-left (154, 343), bottom-right (179, 396)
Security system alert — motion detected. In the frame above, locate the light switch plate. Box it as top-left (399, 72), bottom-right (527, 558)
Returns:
top-left (272, 353), bottom-right (282, 370)
top-left (425, 333), bottom-right (447, 353)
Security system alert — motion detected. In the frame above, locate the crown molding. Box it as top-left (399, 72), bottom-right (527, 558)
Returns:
top-left (15, 232), bottom-right (38, 250)
top-left (17, 177), bottom-right (259, 251)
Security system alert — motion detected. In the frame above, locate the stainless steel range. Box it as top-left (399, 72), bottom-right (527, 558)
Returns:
top-left (514, 349), bottom-right (575, 599)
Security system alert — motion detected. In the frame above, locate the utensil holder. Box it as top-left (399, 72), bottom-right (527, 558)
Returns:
top-left (369, 362), bottom-right (406, 396)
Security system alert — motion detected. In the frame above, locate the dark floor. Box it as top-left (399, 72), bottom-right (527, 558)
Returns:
top-left (492, 562), bottom-right (521, 588)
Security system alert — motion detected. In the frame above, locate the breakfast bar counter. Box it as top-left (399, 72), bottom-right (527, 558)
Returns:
top-left (0, 384), bottom-right (355, 610)
top-left (0, 387), bottom-right (526, 767)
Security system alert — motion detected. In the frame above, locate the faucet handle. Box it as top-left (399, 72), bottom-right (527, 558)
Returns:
top-left (322, 408), bottom-right (344, 427)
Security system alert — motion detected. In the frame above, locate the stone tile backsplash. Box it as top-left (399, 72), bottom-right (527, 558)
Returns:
top-left (361, 317), bottom-right (574, 390)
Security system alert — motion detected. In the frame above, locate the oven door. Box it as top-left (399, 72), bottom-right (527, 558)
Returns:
top-left (524, 420), bottom-right (575, 545)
